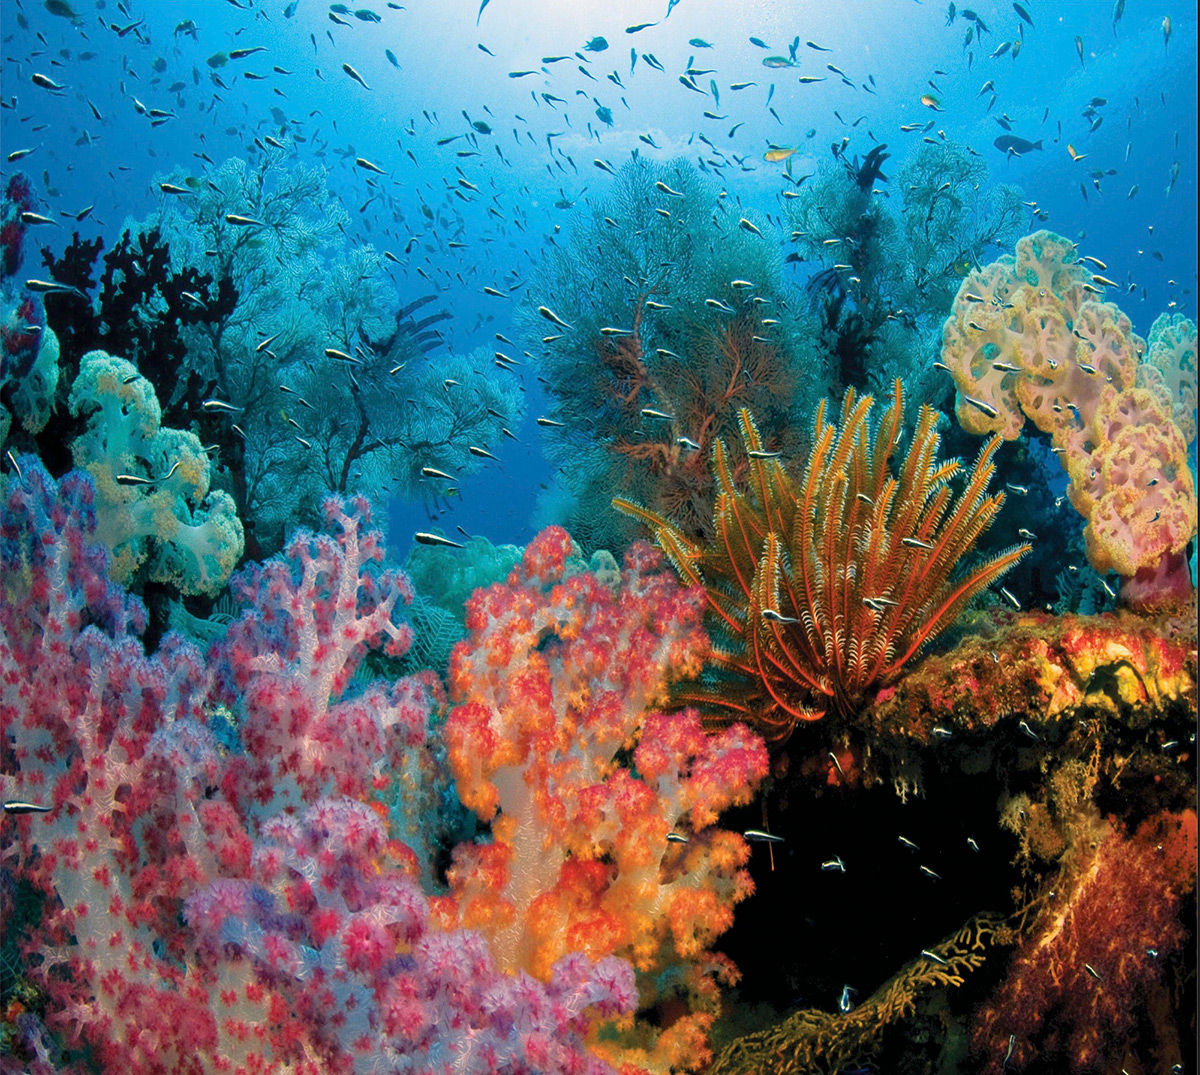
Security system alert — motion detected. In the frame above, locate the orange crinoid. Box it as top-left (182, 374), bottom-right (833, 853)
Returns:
top-left (616, 379), bottom-right (1030, 745)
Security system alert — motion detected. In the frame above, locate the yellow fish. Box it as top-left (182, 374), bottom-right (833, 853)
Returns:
top-left (764, 146), bottom-right (797, 162)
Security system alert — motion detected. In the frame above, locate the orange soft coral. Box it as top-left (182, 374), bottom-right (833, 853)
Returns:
top-left (443, 527), bottom-right (768, 1073)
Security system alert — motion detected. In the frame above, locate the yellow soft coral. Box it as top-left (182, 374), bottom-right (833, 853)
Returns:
top-left (68, 350), bottom-right (244, 595)
top-left (1145, 311), bottom-right (1197, 444)
top-left (941, 231), bottom-right (1196, 606)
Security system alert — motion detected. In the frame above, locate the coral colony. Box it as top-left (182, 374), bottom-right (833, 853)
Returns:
top-left (1, 141), bottom-right (1196, 1075)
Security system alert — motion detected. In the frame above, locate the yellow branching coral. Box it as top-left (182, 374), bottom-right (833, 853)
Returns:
top-left (616, 379), bottom-right (1029, 744)
top-left (707, 915), bottom-right (1001, 1075)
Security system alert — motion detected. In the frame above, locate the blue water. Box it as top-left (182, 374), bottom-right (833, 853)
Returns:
top-left (2, 0), bottom-right (1195, 555)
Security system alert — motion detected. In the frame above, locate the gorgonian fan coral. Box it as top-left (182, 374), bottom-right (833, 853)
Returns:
top-left (618, 379), bottom-right (1030, 744)
top-left (522, 157), bottom-right (827, 552)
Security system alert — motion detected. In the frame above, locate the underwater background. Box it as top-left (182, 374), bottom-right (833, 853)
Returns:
top-left (1, 0), bottom-right (1196, 1073)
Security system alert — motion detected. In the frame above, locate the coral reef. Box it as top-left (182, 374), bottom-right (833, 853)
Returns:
top-left (708, 915), bottom-right (1000, 1075)
top-left (941, 230), bottom-right (1197, 608)
top-left (974, 806), bottom-right (1195, 1073)
top-left (522, 157), bottom-right (826, 552)
top-left (1, 173), bottom-right (60, 450)
top-left (1, 463), bottom-right (637, 1074)
top-left (397, 532), bottom-right (523, 674)
top-left (867, 606), bottom-right (1196, 746)
top-left (39, 225), bottom-right (238, 433)
top-left (784, 140), bottom-right (1025, 400)
top-left (67, 350), bottom-right (244, 595)
top-left (617, 379), bottom-right (1029, 744)
top-left (1145, 311), bottom-right (1197, 445)
top-left (126, 155), bottom-right (520, 555)
top-left (442, 527), bottom-right (769, 1072)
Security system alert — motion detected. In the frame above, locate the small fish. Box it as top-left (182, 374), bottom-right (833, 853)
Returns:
top-left (414, 531), bottom-right (465, 549)
top-left (355, 157), bottom-right (387, 175)
top-left (1084, 963), bottom-right (1102, 981)
top-left (25, 279), bottom-right (87, 299)
top-left (625, 22), bottom-right (656, 33)
top-left (747, 449), bottom-right (782, 459)
top-left (32, 72), bottom-right (66, 91)
top-left (583, 36), bottom-right (609, 52)
top-left (821, 856), bottom-right (847, 872)
top-left (762, 609), bottom-right (800, 624)
top-left (640, 408), bottom-right (674, 420)
top-left (468, 446), bottom-right (499, 460)
top-left (6, 147), bottom-right (38, 162)
top-left (738, 217), bottom-right (765, 237)
top-left (3, 801), bottom-right (52, 815)
top-left (920, 93), bottom-right (944, 111)
top-left (666, 831), bottom-right (689, 844)
top-left (342, 63), bottom-right (371, 90)
top-left (1075, 35), bottom-right (1084, 66)
top-left (839, 985), bottom-right (856, 1013)
top-left (902, 536), bottom-right (935, 550)
top-left (1017, 528), bottom-right (1037, 540)
top-left (964, 396), bottom-right (999, 419)
top-left (1162, 15), bottom-right (1171, 50)
top-left (743, 829), bottom-right (785, 843)
top-left (201, 398), bottom-right (240, 413)
top-left (921, 948), bottom-right (949, 965)
top-left (115, 461), bottom-right (181, 487)
top-left (1005, 483), bottom-right (1028, 495)
top-left (19, 212), bottom-right (57, 226)
top-left (967, 836), bottom-right (981, 852)
top-left (538, 305), bottom-right (574, 329)
top-left (654, 180), bottom-right (685, 196)
top-left (932, 726), bottom-right (953, 739)
top-left (224, 214), bottom-right (266, 227)
top-left (230, 46), bottom-right (267, 60)
top-left (677, 437), bottom-right (701, 451)
top-left (764, 146), bottom-right (797, 162)
top-left (536, 416), bottom-right (566, 428)
top-left (1018, 720), bottom-right (1039, 740)
top-left (593, 158), bottom-right (617, 176)
top-left (898, 835), bottom-right (920, 851)
top-left (919, 865), bottom-right (942, 880)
